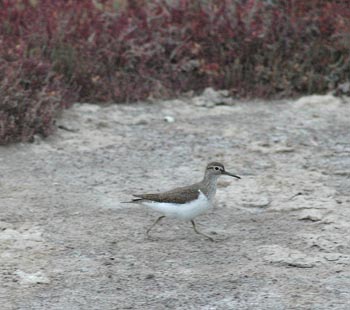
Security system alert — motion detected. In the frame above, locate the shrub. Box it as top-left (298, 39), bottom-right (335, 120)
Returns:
top-left (1, 0), bottom-right (350, 143)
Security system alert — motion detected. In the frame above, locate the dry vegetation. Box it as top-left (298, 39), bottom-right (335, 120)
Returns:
top-left (1, 0), bottom-right (350, 144)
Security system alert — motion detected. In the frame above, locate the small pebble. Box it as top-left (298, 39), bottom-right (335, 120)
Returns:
top-left (164, 116), bottom-right (175, 123)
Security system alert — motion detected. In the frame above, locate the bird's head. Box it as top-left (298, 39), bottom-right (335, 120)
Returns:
top-left (205, 162), bottom-right (241, 179)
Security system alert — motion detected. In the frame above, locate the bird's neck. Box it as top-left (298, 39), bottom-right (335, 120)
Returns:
top-left (201, 174), bottom-right (219, 201)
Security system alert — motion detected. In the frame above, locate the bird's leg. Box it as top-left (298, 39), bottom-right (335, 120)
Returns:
top-left (191, 220), bottom-right (214, 242)
top-left (146, 216), bottom-right (165, 236)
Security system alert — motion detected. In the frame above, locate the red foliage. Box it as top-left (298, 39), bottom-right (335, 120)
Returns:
top-left (1, 0), bottom-right (350, 143)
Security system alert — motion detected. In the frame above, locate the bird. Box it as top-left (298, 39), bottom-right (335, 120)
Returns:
top-left (124, 162), bottom-right (241, 241)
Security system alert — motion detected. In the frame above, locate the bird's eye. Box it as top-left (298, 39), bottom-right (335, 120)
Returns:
top-left (214, 167), bottom-right (219, 171)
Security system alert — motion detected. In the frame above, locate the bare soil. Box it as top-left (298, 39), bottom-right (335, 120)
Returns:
top-left (1, 93), bottom-right (350, 309)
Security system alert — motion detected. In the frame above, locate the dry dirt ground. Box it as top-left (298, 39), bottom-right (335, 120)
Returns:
top-left (1, 92), bottom-right (350, 310)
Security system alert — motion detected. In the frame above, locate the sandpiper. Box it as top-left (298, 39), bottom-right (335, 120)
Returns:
top-left (125, 162), bottom-right (240, 241)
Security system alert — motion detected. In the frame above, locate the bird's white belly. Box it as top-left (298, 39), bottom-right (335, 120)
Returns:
top-left (142, 191), bottom-right (211, 220)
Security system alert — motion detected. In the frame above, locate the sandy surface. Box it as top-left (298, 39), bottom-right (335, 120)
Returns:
top-left (1, 92), bottom-right (350, 309)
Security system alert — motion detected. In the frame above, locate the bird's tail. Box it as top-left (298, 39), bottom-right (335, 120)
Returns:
top-left (120, 197), bottom-right (144, 204)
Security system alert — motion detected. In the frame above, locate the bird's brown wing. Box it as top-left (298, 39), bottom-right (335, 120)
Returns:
top-left (134, 183), bottom-right (201, 204)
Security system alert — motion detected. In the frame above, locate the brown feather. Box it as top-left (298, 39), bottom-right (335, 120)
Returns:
top-left (134, 182), bottom-right (208, 204)
top-left (131, 162), bottom-right (226, 204)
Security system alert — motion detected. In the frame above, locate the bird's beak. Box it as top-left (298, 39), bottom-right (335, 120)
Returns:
top-left (222, 170), bottom-right (241, 179)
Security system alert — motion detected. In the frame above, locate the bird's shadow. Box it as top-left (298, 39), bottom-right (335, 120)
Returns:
top-left (143, 233), bottom-right (230, 243)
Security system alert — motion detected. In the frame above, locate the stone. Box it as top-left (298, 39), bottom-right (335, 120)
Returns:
top-left (164, 116), bottom-right (175, 123)
top-left (15, 270), bottom-right (50, 285)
